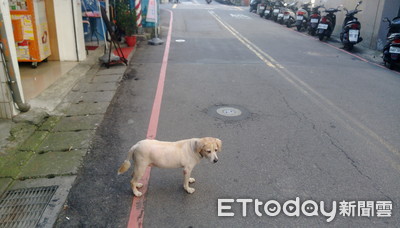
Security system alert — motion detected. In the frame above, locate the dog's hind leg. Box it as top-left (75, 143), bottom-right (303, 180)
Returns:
top-left (130, 164), bottom-right (147, 197)
top-left (183, 167), bottom-right (195, 194)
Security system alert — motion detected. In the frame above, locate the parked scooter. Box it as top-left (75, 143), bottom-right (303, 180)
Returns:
top-left (257, 1), bottom-right (265, 17)
top-left (271, 0), bottom-right (285, 22)
top-left (250, 0), bottom-right (261, 13)
top-left (263, 1), bottom-right (274, 19)
top-left (308, 5), bottom-right (323, 36)
top-left (277, 5), bottom-right (286, 24)
top-left (295, 2), bottom-right (311, 31)
top-left (282, 2), bottom-right (298, 28)
top-left (257, 0), bottom-right (270, 18)
top-left (340, 1), bottom-right (363, 50)
top-left (317, 7), bottom-right (340, 41)
top-left (382, 17), bottom-right (400, 69)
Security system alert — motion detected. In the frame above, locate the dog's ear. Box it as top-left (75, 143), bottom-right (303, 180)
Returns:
top-left (195, 139), bottom-right (204, 154)
top-left (215, 138), bottom-right (222, 152)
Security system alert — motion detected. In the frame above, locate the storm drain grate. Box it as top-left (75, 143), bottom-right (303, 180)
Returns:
top-left (0, 186), bottom-right (58, 228)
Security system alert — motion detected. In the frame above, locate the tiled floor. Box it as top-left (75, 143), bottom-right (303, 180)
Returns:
top-left (19, 40), bottom-right (106, 101)
top-left (19, 61), bottom-right (78, 101)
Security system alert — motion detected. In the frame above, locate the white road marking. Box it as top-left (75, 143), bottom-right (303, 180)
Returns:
top-left (229, 14), bottom-right (251, 19)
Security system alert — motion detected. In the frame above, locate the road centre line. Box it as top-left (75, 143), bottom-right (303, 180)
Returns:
top-left (208, 11), bottom-right (400, 159)
top-left (127, 9), bottom-right (174, 228)
top-left (209, 11), bottom-right (276, 68)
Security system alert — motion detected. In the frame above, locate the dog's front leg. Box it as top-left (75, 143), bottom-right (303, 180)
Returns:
top-left (183, 167), bottom-right (195, 194)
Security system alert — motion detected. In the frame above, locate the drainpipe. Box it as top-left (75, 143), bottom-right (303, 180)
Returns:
top-left (0, 43), bottom-right (30, 112)
top-left (71, 0), bottom-right (79, 61)
top-left (0, 1), bottom-right (30, 113)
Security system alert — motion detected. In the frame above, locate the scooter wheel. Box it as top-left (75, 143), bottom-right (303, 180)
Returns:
top-left (319, 34), bottom-right (324, 41)
top-left (384, 60), bottom-right (394, 70)
top-left (346, 44), bottom-right (354, 51)
top-left (296, 25), bottom-right (301, 31)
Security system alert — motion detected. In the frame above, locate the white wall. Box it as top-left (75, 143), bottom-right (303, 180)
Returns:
top-left (54, 0), bottom-right (86, 61)
top-left (0, 0), bottom-right (24, 119)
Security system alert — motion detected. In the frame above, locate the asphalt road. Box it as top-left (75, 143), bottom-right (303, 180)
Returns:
top-left (56, 1), bottom-right (400, 227)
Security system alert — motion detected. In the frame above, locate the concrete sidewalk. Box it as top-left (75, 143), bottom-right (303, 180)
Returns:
top-left (0, 45), bottom-right (134, 227)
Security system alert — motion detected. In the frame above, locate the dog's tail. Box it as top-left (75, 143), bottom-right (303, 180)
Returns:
top-left (117, 144), bottom-right (138, 175)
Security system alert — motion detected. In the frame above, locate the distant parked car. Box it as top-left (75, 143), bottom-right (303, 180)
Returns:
top-left (250, 0), bottom-right (261, 13)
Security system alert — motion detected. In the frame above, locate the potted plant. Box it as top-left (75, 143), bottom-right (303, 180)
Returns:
top-left (115, 0), bottom-right (137, 47)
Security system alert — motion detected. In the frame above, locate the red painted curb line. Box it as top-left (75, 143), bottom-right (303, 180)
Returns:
top-left (127, 9), bottom-right (174, 228)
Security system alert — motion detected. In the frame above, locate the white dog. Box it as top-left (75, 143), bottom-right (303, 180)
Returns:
top-left (118, 137), bottom-right (222, 197)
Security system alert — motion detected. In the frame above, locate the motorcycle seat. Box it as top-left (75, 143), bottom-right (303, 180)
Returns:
top-left (325, 8), bottom-right (338, 13)
top-left (388, 33), bottom-right (400, 40)
top-left (392, 17), bottom-right (400, 24)
top-left (389, 21), bottom-right (400, 34)
top-left (345, 19), bottom-right (359, 25)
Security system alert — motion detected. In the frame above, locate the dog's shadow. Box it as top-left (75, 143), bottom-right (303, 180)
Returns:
top-left (124, 168), bottom-right (216, 201)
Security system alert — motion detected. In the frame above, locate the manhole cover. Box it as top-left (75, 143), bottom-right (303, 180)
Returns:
top-left (0, 186), bottom-right (58, 227)
top-left (208, 105), bottom-right (249, 122)
top-left (216, 107), bottom-right (242, 117)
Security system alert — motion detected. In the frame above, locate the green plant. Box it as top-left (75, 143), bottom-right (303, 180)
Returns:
top-left (115, 0), bottom-right (137, 36)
